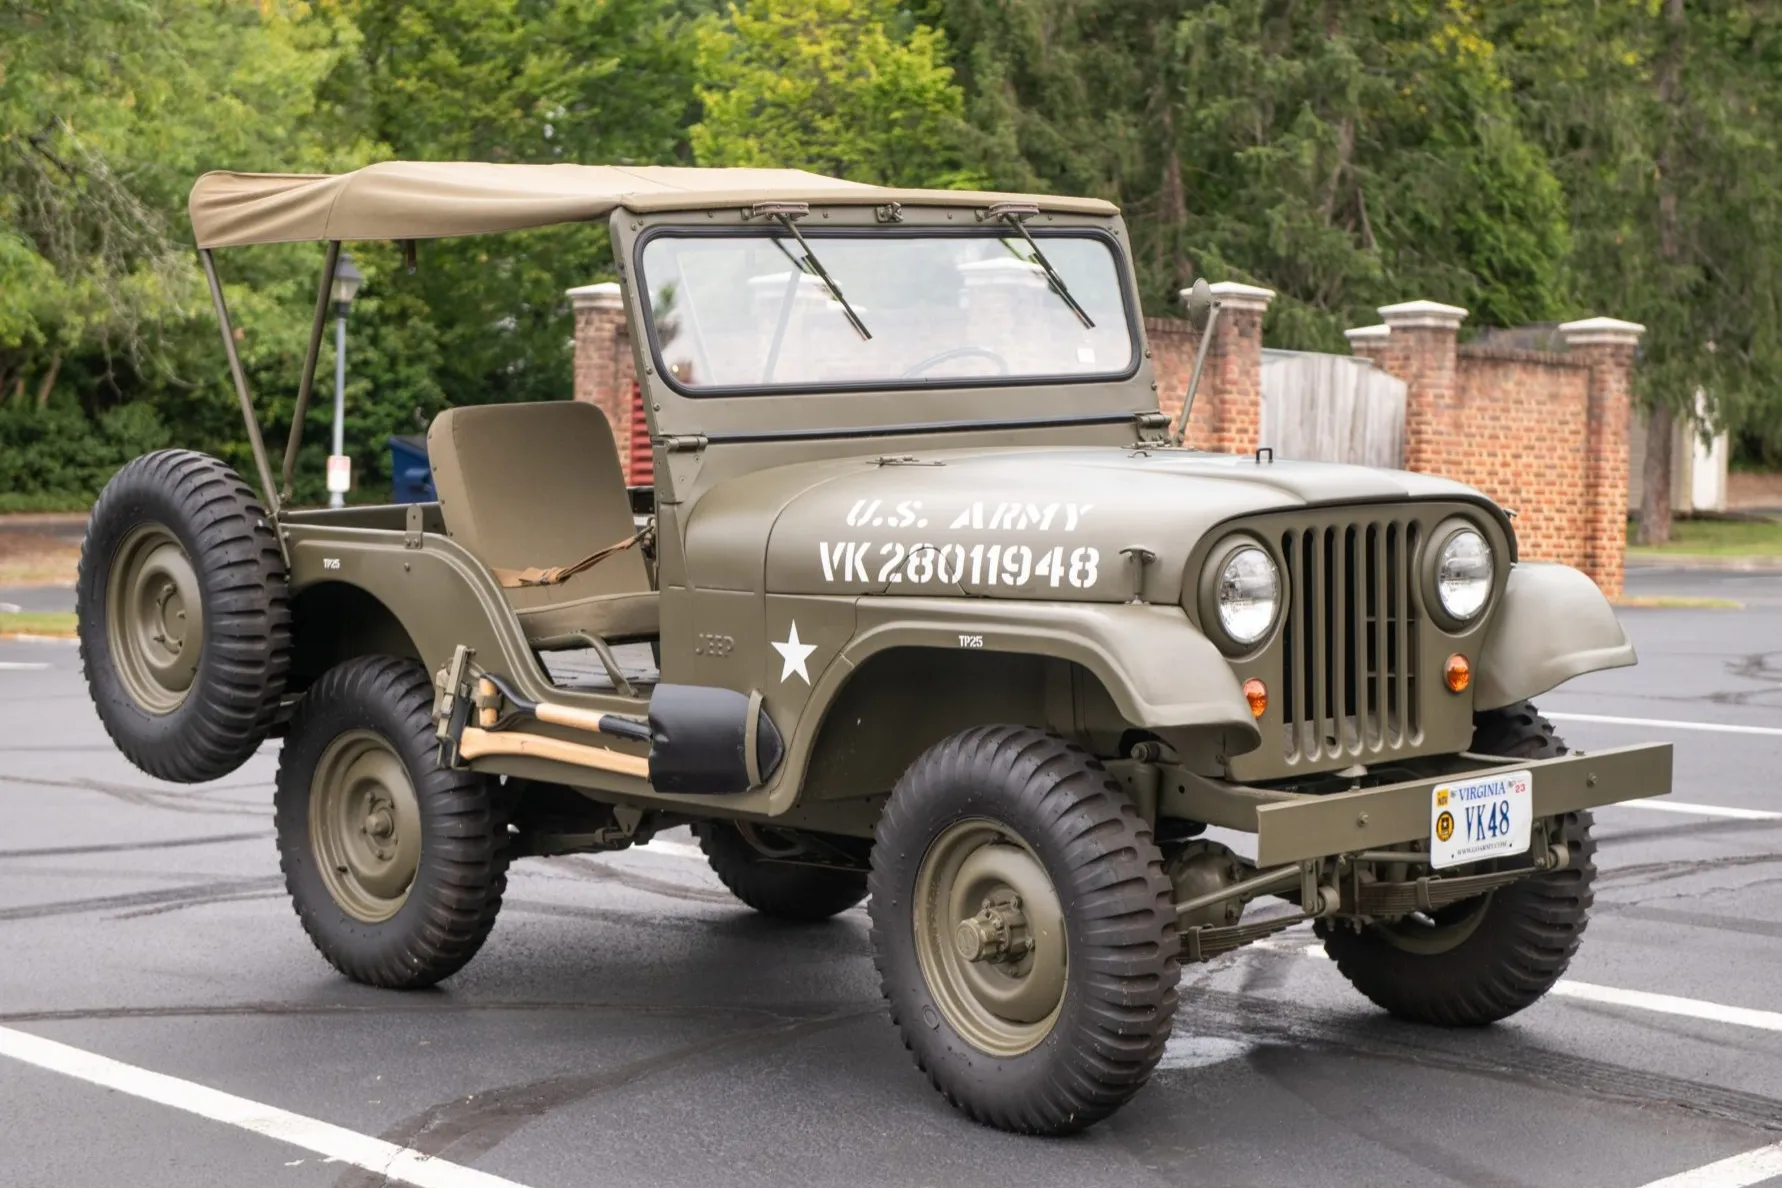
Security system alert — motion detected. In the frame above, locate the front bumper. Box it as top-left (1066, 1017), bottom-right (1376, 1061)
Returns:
top-left (1143, 742), bottom-right (1672, 867)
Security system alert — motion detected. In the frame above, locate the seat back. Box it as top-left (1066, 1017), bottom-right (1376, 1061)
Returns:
top-left (427, 401), bottom-right (648, 610)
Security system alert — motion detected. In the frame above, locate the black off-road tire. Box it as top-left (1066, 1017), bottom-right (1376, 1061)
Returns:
top-left (868, 726), bottom-right (1180, 1135)
top-left (76, 450), bottom-right (290, 783)
top-left (1317, 702), bottom-right (1596, 1026)
top-left (692, 822), bottom-right (868, 921)
top-left (275, 656), bottom-right (507, 988)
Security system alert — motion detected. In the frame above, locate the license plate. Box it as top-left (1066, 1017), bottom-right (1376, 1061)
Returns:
top-left (1430, 770), bottom-right (1532, 869)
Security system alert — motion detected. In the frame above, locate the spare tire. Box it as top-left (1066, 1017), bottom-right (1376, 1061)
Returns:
top-left (77, 450), bottom-right (291, 782)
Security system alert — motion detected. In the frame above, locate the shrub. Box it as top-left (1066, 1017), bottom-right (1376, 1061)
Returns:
top-left (0, 399), bottom-right (172, 509)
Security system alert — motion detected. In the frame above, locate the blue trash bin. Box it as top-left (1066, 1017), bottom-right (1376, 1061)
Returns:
top-left (388, 434), bottom-right (436, 503)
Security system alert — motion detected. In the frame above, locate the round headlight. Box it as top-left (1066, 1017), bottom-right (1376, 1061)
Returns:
top-left (1436, 528), bottom-right (1493, 621)
top-left (1216, 545), bottom-right (1280, 646)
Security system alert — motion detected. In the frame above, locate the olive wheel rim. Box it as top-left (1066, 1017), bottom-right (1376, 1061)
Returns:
top-left (308, 730), bottom-right (423, 923)
top-left (913, 818), bottom-right (1067, 1057)
top-left (105, 523), bottom-right (204, 714)
top-left (1371, 891), bottom-right (1495, 955)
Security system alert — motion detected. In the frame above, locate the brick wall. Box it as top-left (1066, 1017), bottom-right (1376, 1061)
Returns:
top-left (1448, 347), bottom-right (1591, 566)
top-left (1348, 304), bottom-right (1643, 595)
top-left (568, 282), bottom-right (637, 477)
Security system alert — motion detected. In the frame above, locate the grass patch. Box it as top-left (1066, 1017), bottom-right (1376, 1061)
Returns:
top-left (0, 610), bottom-right (77, 637)
top-left (1610, 595), bottom-right (1743, 609)
top-left (0, 492), bottom-right (93, 514)
top-left (1627, 516), bottom-right (1782, 556)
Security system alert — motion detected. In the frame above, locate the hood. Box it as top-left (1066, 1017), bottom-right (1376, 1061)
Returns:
top-left (683, 445), bottom-right (1500, 600)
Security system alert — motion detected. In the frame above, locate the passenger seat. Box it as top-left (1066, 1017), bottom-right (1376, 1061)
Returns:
top-left (427, 401), bottom-right (657, 648)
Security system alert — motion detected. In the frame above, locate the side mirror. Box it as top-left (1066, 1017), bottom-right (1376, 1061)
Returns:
top-left (1182, 278), bottom-right (1216, 332)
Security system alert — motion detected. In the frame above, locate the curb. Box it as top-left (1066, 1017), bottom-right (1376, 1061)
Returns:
top-left (1626, 553), bottom-right (1782, 573)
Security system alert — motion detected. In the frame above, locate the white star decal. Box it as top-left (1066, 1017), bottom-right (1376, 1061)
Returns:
top-left (771, 621), bottom-right (818, 684)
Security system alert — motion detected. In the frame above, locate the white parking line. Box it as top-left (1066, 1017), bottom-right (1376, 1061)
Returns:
top-left (0, 662), bottom-right (50, 671)
top-left (1547, 712), bottom-right (1782, 739)
top-left (1614, 799), bottom-right (1782, 822)
top-left (0, 1025), bottom-right (534, 1188)
top-left (640, 838), bottom-right (705, 861)
top-left (1634, 1142), bottom-right (1782, 1188)
top-left (1550, 982), bottom-right (1782, 1033)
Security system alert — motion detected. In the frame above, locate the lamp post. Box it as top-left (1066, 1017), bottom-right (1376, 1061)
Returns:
top-left (327, 252), bottom-right (364, 508)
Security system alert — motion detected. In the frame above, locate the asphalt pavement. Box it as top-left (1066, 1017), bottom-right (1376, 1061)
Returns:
top-left (2, 567), bottom-right (1780, 1188)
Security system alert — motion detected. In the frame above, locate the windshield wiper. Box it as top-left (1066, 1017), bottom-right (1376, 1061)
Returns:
top-left (751, 202), bottom-right (871, 341)
top-left (984, 201), bottom-right (1095, 329)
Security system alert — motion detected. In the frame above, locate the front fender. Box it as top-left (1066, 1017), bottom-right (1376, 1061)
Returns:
top-left (845, 599), bottom-right (1259, 741)
top-left (1474, 562), bottom-right (1635, 711)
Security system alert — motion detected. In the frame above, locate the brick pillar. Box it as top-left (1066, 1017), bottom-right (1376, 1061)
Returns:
top-left (1344, 323), bottom-right (1390, 367)
top-left (567, 281), bottom-right (633, 456)
top-left (1194, 281), bottom-right (1273, 453)
top-left (1379, 300), bottom-right (1467, 476)
top-left (1560, 316), bottom-right (1645, 596)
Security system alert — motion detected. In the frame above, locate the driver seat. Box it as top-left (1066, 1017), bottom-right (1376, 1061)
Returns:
top-left (427, 401), bottom-right (657, 648)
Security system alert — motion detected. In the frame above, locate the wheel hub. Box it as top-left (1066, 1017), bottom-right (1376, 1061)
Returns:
top-left (953, 891), bottom-right (1031, 964)
top-left (365, 804), bottom-right (396, 841)
top-left (309, 731), bottom-right (422, 923)
top-left (106, 524), bottom-right (204, 714)
top-left (914, 819), bottom-right (1067, 1057)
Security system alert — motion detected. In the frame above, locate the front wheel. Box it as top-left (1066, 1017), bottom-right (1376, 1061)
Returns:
top-left (275, 656), bottom-right (507, 988)
top-left (1317, 702), bottom-right (1596, 1025)
top-left (868, 726), bottom-right (1179, 1134)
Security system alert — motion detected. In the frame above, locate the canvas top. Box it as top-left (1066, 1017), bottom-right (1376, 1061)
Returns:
top-left (187, 161), bottom-right (1119, 248)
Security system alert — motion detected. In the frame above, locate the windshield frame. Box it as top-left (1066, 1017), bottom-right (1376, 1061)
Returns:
top-left (631, 224), bottom-right (1143, 399)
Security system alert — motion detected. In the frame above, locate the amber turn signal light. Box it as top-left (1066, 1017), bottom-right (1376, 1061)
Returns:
top-left (1444, 653), bottom-right (1471, 693)
top-left (1242, 677), bottom-right (1268, 718)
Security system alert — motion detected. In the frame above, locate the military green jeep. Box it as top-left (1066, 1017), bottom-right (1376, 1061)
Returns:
top-left (77, 162), bottom-right (1671, 1134)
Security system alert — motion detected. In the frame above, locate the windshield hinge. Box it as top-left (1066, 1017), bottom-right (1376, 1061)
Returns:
top-left (1133, 411), bottom-right (1176, 443)
top-left (659, 434), bottom-right (708, 454)
top-left (745, 201), bottom-right (810, 221)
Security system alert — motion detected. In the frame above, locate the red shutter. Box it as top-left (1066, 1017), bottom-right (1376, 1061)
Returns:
top-left (627, 381), bottom-right (653, 487)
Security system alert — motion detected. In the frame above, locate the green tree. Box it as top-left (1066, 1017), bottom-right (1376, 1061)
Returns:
top-left (321, 0), bottom-right (702, 426)
top-left (926, 1), bottom-right (1572, 343)
top-left (691, 0), bottom-right (983, 188)
top-left (1491, 0), bottom-right (1782, 542)
top-left (0, 0), bottom-right (368, 499)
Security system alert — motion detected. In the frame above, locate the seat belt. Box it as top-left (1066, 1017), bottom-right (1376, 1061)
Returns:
top-left (491, 522), bottom-right (654, 589)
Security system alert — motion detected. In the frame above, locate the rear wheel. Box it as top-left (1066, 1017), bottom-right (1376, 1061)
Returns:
top-left (868, 726), bottom-right (1179, 1134)
top-left (692, 822), bottom-right (867, 921)
top-left (77, 450), bottom-right (290, 782)
top-left (1317, 702), bottom-right (1596, 1025)
top-left (275, 656), bottom-right (507, 988)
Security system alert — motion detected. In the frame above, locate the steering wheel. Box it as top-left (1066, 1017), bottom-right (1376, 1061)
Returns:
top-left (900, 346), bottom-right (1011, 379)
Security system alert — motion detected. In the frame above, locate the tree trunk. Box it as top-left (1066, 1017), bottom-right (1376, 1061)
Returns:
top-left (34, 354), bottom-right (62, 410)
top-left (1637, 0), bottom-right (1687, 548)
top-left (1637, 402), bottom-right (1674, 546)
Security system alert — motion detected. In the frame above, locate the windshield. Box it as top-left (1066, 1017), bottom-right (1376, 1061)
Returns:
top-left (637, 230), bottom-right (1136, 394)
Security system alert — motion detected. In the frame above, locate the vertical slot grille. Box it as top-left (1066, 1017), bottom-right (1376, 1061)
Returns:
top-left (1280, 519), bottom-right (1420, 763)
